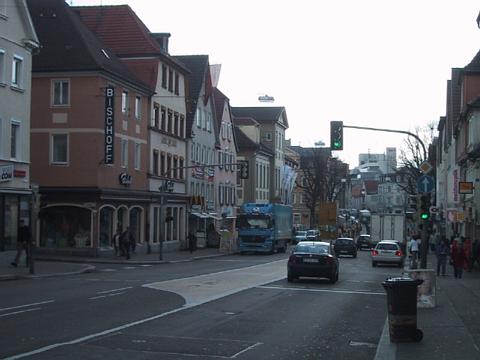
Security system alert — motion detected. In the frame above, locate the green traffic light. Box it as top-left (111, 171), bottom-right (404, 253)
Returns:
top-left (333, 141), bottom-right (341, 149)
top-left (420, 213), bottom-right (429, 220)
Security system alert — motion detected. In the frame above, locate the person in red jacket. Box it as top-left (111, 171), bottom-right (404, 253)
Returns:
top-left (451, 241), bottom-right (467, 279)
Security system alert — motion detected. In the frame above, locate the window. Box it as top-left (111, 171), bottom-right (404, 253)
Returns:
top-left (135, 96), bottom-right (141, 120)
top-left (51, 133), bottom-right (68, 164)
top-left (174, 72), bottom-right (179, 95)
top-left (218, 151), bottom-right (223, 169)
top-left (0, 49), bottom-right (5, 84)
top-left (11, 55), bottom-right (23, 88)
top-left (153, 104), bottom-right (159, 128)
top-left (173, 156), bottom-right (178, 179)
top-left (180, 115), bottom-right (185, 138)
top-left (153, 150), bottom-right (159, 175)
top-left (196, 110), bottom-right (202, 128)
top-left (0, 0), bottom-right (6, 16)
top-left (265, 132), bottom-right (272, 141)
top-left (10, 122), bottom-right (20, 159)
top-left (219, 183), bottom-right (224, 205)
top-left (191, 142), bottom-right (195, 162)
top-left (121, 139), bottom-right (128, 167)
top-left (174, 112), bottom-right (179, 136)
top-left (202, 110), bottom-right (207, 129)
top-left (121, 91), bottom-right (128, 114)
top-left (167, 110), bottom-right (173, 133)
top-left (161, 107), bottom-right (166, 131)
top-left (168, 69), bottom-right (173, 92)
top-left (206, 113), bottom-right (211, 131)
top-left (167, 154), bottom-right (172, 178)
top-left (160, 152), bottom-right (165, 176)
top-left (0, 118), bottom-right (2, 157)
top-left (52, 80), bottom-right (69, 106)
top-left (179, 157), bottom-right (184, 179)
top-left (161, 64), bottom-right (167, 89)
top-left (134, 143), bottom-right (141, 170)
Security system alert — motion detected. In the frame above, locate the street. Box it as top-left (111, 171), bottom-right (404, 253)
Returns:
top-left (0, 249), bottom-right (403, 359)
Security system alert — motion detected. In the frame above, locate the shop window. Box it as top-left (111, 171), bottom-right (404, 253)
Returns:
top-left (39, 206), bottom-right (91, 248)
top-left (99, 207), bottom-right (114, 248)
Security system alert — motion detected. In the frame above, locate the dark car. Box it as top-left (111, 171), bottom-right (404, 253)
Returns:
top-left (287, 241), bottom-right (339, 283)
top-left (356, 234), bottom-right (373, 250)
top-left (306, 229), bottom-right (321, 241)
top-left (333, 237), bottom-right (357, 258)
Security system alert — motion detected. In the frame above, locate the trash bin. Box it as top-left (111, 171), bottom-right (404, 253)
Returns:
top-left (382, 277), bottom-right (423, 342)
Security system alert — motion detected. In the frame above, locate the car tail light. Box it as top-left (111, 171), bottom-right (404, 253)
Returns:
top-left (372, 250), bottom-right (379, 256)
top-left (325, 255), bottom-right (332, 263)
top-left (395, 250), bottom-right (402, 257)
top-left (288, 255), bottom-right (298, 264)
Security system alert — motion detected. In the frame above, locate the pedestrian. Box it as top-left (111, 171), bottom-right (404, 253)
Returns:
top-left (435, 237), bottom-right (449, 276)
top-left (120, 228), bottom-right (130, 260)
top-left (127, 227), bottom-right (136, 254)
top-left (188, 231), bottom-right (197, 253)
top-left (11, 219), bottom-right (31, 267)
top-left (471, 239), bottom-right (480, 270)
top-left (409, 235), bottom-right (419, 269)
top-left (451, 240), bottom-right (467, 279)
top-left (111, 227), bottom-right (122, 257)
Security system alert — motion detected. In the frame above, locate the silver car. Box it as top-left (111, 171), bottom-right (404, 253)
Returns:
top-left (371, 240), bottom-right (404, 267)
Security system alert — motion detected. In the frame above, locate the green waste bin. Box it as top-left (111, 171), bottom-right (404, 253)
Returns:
top-left (382, 277), bottom-right (423, 342)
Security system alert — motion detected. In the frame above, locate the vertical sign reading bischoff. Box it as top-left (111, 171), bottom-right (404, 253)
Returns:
top-left (105, 86), bottom-right (115, 164)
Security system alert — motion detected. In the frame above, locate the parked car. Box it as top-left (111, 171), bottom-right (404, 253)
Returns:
top-left (371, 240), bottom-right (404, 267)
top-left (287, 241), bottom-right (339, 283)
top-left (333, 237), bottom-right (357, 258)
top-left (293, 230), bottom-right (308, 245)
top-left (356, 234), bottom-right (373, 250)
top-left (306, 229), bottom-right (321, 241)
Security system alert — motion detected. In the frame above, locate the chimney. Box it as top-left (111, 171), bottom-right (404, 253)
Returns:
top-left (151, 33), bottom-right (170, 53)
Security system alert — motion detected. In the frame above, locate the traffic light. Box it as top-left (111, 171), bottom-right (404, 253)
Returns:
top-left (239, 160), bottom-right (249, 179)
top-left (419, 194), bottom-right (431, 220)
top-left (330, 121), bottom-right (343, 150)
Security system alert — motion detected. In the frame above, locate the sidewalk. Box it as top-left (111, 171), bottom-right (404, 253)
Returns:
top-left (0, 246), bottom-right (230, 281)
top-left (375, 258), bottom-right (480, 360)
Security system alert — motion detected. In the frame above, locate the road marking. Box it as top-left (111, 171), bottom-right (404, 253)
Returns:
top-left (0, 300), bottom-right (55, 312)
top-left (349, 340), bottom-right (377, 348)
top-left (138, 264), bottom-right (152, 267)
top-left (231, 342), bottom-right (263, 358)
top-left (88, 292), bottom-right (126, 300)
top-left (257, 285), bottom-right (385, 296)
top-left (8, 260), bottom-right (286, 359)
top-left (0, 307), bottom-right (41, 318)
top-left (100, 269), bottom-right (117, 272)
top-left (96, 286), bottom-right (133, 294)
top-left (122, 267), bottom-right (136, 270)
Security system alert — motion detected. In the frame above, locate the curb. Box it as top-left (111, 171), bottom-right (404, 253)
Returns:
top-left (0, 264), bottom-right (96, 281)
top-left (374, 318), bottom-right (397, 360)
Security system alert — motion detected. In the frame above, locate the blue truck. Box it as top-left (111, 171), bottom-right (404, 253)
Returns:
top-left (237, 203), bottom-right (293, 254)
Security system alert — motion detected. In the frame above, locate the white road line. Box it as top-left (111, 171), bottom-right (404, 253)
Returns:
top-left (96, 286), bottom-right (133, 294)
top-left (88, 292), bottom-right (126, 300)
top-left (0, 300), bottom-right (55, 312)
top-left (231, 342), bottom-right (263, 358)
top-left (122, 267), bottom-right (136, 270)
top-left (101, 269), bottom-right (116, 272)
top-left (0, 307), bottom-right (41, 318)
top-left (258, 285), bottom-right (385, 296)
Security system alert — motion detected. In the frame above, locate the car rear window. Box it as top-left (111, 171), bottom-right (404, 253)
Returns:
top-left (336, 238), bottom-right (353, 245)
top-left (377, 243), bottom-right (398, 251)
top-left (295, 244), bottom-right (329, 254)
top-left (296, 231), bottom-right (307, 236)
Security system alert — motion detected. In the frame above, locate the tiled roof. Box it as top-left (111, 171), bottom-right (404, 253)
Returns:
top-left (72, 5), bottom-right (161, 57)
top-left (464, 49), bottom-right (480, 72)
top-left (173, 55), bottom-right (210, 137)
top-left (233, 116), bottom-right (259, 126)
top-left (233, 126), bottom-right (257, 150)
top-left (231, 106), bottom-right (288, 128)
top-left (213, 87), bottom-right (228, 134)
top-left (27, 0), bottom-right (150, 92)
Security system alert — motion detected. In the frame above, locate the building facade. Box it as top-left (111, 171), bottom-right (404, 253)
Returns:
top-left (0, 0), bottom-right (39, 251)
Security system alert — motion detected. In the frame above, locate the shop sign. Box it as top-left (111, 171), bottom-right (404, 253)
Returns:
top-left (104, 86), bottom-right (115, 164)
top-left (0, 165), bottom-right (14, 182)
top-left (118, 172), bottom-right (132, 186)
top-left (458, 181), bottom-right (474, 194)
top-left (13, 169), bottom-right (26, 178)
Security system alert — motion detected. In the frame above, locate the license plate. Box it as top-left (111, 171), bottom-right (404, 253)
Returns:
top-left (340, 250), bottom-right (348, 253)
top-left (303, 258), bottom-right (318, 263)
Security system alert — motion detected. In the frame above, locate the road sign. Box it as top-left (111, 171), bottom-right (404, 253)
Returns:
top-left (417, 175), bottom-right (434, 193)
top-left (429, 206), bottom-right (439, 214)
top-left (419, 161), bottom-right (433, 174)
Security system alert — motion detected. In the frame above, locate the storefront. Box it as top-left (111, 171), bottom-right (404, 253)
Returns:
top-left (0, 191), bottom-right (32, 251)
top-left (36, 189), bottom-right (149, 256)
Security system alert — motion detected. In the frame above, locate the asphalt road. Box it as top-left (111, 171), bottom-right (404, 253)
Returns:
top-left (0, 249), bottom-right (404, 359)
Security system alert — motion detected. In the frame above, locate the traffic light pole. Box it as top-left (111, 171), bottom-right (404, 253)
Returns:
top-left (342, 125), bottom-right (427, 160)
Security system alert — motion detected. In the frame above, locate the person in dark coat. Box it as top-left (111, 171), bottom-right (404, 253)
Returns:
top-left (435, 238), bottom-right (449, 276)
top-left (451, 241), bottom-right (467, 279)
top-left (120, 228), bottom-right (131, 260)
top-left (188, 231), bottom-right (197, 253)
top-left (111, 227), bottom-right (122, 257)
top-left (11, 219), bottom-right (31, 267)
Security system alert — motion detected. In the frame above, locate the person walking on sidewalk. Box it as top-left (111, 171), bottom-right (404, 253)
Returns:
top-left (409, 235), bottom-right (419, 269)
top-left (436, 237), bottom-right (449, 276)
top-left (11, 219), bottom-right (31, 267)
top-left (120, 228), bottom-right (131, 260)
top-left (111, 227), bottom-right (122, 257)
top-left (451, 241), bottom-right (467, 279)
top-left (188, 231), bottom-right (197, 253)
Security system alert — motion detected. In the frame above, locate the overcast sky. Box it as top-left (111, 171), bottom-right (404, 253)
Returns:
top-left (71, 0), bottom-right (480, 168)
